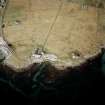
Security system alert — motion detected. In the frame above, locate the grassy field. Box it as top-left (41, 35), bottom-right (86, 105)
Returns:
top-left (1, 0), bottom-right (105, 68)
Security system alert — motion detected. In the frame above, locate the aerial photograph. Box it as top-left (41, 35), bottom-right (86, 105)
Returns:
top-left (0, 0), bottom-right (105, 104)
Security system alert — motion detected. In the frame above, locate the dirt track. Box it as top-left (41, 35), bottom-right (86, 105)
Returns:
top-left (1, 0), bottom-right (105, 68)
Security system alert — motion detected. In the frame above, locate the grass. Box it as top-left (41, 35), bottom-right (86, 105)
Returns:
top-left (4, 5), bottom-right (25, 25)
top-left (2, 0), bottom-right (105, 68)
